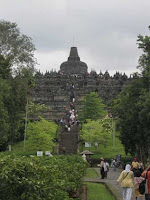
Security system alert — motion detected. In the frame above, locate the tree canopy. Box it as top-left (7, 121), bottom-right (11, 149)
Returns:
top-left (113, 27), bottom-right (150, 162)
top-left (80, 92), bottom-right (106, 122)
top-left (80, 118), bottom-right (112, 150)
top-left (0, 20), bottom-right (37, 151)
top-left (0, 20), bottom-right (36, 69)
top-left (25, 117), bottom-right (58, 152)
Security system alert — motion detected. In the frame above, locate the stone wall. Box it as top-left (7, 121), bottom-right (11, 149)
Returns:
top-left (31, 70), bottom-right (133, 120)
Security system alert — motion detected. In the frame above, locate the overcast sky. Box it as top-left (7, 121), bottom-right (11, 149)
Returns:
top-left (1, 0), bottom-right (150, 76)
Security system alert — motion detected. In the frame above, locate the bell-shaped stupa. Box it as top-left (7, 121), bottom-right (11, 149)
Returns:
top-left (60, 47), bottom-right (88, 75)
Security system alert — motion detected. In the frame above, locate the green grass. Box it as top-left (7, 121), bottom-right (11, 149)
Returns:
top-left (8, 141), bottom-right (37, 156)
top-left (85, 182), bottom-right (116, 200)
top-left (84, 168), bottom-right (99, 178)
top-left (7, 139), bottom-right (57, 156)
top-left (84, 169), bottom-right (116, 199)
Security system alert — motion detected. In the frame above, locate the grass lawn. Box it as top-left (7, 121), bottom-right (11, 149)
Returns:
top-left (85, 182), bottom-right (116, 200)
top-left (84, 168), bottom-right (99, 178)
top-left (84, 168), bottom-right (116, 200)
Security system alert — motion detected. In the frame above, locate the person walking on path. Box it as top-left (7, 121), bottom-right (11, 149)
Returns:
top-left (141, 165), bottom-right (150, 200)
top-left (100, 157), bottom-right (105, 179)
top-left (134, 170), bottom-right (144, 200)
top-left (117, 164), bottom-right (134, 200)
top-left (112, 158), bottom-right (116, 171)
top-left (132, 158), bottom-right (139, 176)
top-left (104, 160), bottom-right (109, 179)
top-left (139, 160), bottom-right (144, 173)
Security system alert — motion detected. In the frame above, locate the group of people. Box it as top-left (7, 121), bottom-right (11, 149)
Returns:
top-left (99, 157), bottom-right (150, 200)
top-left (99, 157), bottom-right (110, 179)
top-left (59, 83), bottom-right (80, 132)
top-left (117, 158), bottom-right (150, 200)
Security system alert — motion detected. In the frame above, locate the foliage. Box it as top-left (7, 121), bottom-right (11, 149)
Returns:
top-left (27, 101), bottom-right (51, 119)
top-left (81, 130), bottom-right (127, 159)
top-left (0, 55), bottom-right (11, 79)
top-left (0, 21), bottom-right (37, 150)
top-left (80, 92), bottom-right (106, 122)
top-left (112, 27), bottom-right (150, 162)
top-left (0, 154), bottom-right (87, 200)
top-left (0, 78), bottom-right (10, 150)
top-left (5, 67), bottom-right (36, 145)
top-left (137, 32), bottom-right (150, 79)
top-left (80, 119), bottom-right (111, 149)
top-left (112, 79), bottom-right (142, 155)
top-left (25, 117), bottom-right (58, 152)
top-left (0, 20), bottom-right (36, 69)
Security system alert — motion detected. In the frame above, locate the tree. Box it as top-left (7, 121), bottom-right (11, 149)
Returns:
top-left (113, 78), bottom-right (143, 155)
top-left (80, 118), bottom-right (112, 150)
top-left (0, 20), bottom-right (36, 69)
top-left (137, 30), bottom-right (150, 95)
top-left (0, 20), bottom-right (37, 150)
top-left (6, 67), bottom-right (36, 145)
top-left (113, 27), bottom-right (150, 162)
top-left (0, 78), bottom-right (10, 150)
top-left (25, 117), bottom-right (58, 152)
top-left (27, 101), bottom-right (51, 119)
top-left (80, 92), bottom-right (106, 122)
top-left (0, 55), bottom-right (11, 79)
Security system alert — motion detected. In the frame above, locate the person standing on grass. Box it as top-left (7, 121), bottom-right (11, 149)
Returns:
top-left (116, 164), bottom-right (134, 200)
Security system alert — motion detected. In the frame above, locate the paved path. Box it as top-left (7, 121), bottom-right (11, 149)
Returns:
top-left (84, 168), bottom-right (145, 200)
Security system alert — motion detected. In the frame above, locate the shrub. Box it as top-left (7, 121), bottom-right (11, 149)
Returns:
top-left (0, 154), bottom-right (87, 199)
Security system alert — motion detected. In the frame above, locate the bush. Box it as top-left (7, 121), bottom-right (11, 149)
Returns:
top-left (0, 154), bottom-right (87, 200)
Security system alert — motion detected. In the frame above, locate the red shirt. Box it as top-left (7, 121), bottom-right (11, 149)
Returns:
top-left (141, 170), bottom-right (150, 194)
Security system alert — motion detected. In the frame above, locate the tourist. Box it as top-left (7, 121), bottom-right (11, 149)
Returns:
top-left (139, 160), bottom-right (144, 173)
top-left (104, 160), bottom-right (109, 178)
top-left (70, 83), bottom-right (75, 89)
top-left (76, 119), bottom-right (80, 125)
top-left (141, 165), bottom-right (150, 200)
top-left (112, 158), bottom-right (116, 171)
top-left (65, 124), bottom-right (68, 130)
top-left (131, 158), bottom-right (139, 176)
top-left (82, 154), bottom-right (87, 161)
top-left (134, 170), bottom-right (144, 200)
top-left (70, 102), bottom-right (75, 110)
top-left (70, 113), bottom-right (75, 122)
top-left (68, 126), bottom-right (71, 131)
top-left (117, 164), bottom-right (134, 200)
top-left (60, 118), bottom-right (64, 125)
top-left (100, 157), bottom-right (105, 179)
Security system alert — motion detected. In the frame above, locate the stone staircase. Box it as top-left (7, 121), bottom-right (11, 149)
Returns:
top-left (58, 125), bottom-right (79, 154)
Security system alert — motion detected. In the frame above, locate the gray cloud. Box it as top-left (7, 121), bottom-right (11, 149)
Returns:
top-left (0, 0), bottom-right (150, 75)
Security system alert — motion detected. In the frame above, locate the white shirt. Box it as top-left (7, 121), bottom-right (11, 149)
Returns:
top-left (104, 162), bottom-right (109, 172)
